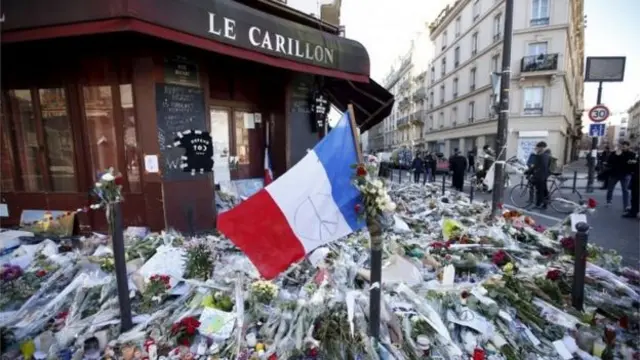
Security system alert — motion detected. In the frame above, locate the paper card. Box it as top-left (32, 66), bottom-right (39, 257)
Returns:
top-left (136, 245), bottom-right (185, 288)
top-left (0, 203), bottom-right (8, 217)
top-left (308, 247), bottom-right (330, 267)
top-left (243, 113), bottom-right (255, 129)
top-left (441, 264), bottom-right (455, 286)
top-left (570, 213), bottom-right (588, 232)
top-left (198, 307), bottom-right (236, 340)
top-left (144, 155), bottom-right (159, 173)
top-left (552, 340), bottom-right (574, 359)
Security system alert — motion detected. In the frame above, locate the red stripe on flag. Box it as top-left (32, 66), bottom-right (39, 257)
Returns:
top-left (217, 189), bottom-right (304, 279)
top-left (264, 169), bottom-right (273, 186)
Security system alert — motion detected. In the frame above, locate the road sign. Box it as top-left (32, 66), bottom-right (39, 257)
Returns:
top-left (588, 105), bottom-right (610, 123)
top-left (589, 123), bottom-right (606, 137)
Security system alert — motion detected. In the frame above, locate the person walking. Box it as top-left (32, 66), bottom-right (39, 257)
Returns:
top-left (449, 148), bottom-right (467, 191)
top-left (623, 151), bottom-right (639, 218)
top-left (531, 141), bottom-right (551, 209)
top-left (467, 149), bottom-right (476, 173)
top-left (411, 153), bottom-right (425, 184)
top-left (606, 141), bottom-right (637, 211)
top-left (598, 146), bottom-right (612, 190)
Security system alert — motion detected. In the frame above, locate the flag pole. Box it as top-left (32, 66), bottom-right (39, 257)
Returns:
top-left (347, 104), bottom-right (383, 343)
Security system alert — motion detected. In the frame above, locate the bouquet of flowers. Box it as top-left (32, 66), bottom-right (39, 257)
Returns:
top-left (170, 316), bottom-right (201, 347)
top-left (183, 238), bottom-right (216, 280)
top-left (139, 274), bottom-right (171, 312)
top-left (250, 280), bottom-right (278, 304)
top-left (352, 163), bottom-right (396, 220)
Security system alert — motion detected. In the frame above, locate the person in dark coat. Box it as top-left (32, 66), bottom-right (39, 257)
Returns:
top-left (467, 149), bottom-right (476, 173)
top-left (449, 148), bottom-right (467, 191)
top-left (598, 146), bottom-right (612, 189)
top-left (427, 152), bottom-right (437, 182)
top-left (411, 154), bottom-right (425, 183)
top-left (607, 141), bottom-right (637, 210)
top-left (623, 151), bottom-right (639, 218)
top-left (531, 141), bottom-right (551, 209)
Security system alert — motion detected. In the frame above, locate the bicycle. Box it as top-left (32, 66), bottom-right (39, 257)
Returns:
top-left (509, 172), bottom-right (583, 213)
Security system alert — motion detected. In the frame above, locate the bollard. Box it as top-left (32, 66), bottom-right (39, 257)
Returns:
top-left (111, 203), bottom-right (133, 331)
top-left (442, 173), bottom-right (446, 195)
top-left (572, 171), bottom-right (578, 193)
top-left (469, 180), bottom-right (475, 202)
top-left (572, 222), bottom-right (589, 311)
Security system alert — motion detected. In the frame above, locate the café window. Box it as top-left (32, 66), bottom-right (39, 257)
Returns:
top-left (2, 88), bottom-right (77, 192)
top-left (82, 84), bottom-right (141, 193)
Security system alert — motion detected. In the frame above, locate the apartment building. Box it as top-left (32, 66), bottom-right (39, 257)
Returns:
top-left (424, 0), bottom-right (585, 165)
top-left (628, 100), bottom-right (640, 148)
top-left (368, 27), bottom-right (433, 153)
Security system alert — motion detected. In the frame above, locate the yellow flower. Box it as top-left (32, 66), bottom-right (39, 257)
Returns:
top-left (502, 262), bottom-right (514, 275)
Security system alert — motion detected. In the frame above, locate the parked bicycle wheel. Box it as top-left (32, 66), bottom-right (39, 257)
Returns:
top-left (548, 188), bottom-right (583, 214)
top-left (509, 183), bottom-right (534, 208)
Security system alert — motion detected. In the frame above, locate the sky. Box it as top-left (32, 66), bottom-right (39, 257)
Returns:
top-left (287, 0), bottom-right (640, 127)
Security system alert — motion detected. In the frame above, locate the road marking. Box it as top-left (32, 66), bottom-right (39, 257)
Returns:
top-left (503, 204), bottom-right (564, 222)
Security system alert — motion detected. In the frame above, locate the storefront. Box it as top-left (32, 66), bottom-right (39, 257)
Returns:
top-left (0, 0), bottom-right (393, 233)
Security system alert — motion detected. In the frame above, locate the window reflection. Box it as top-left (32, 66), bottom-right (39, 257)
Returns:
top-left (39, 88), bottom-right (77, 192)
top-left (120, 84), bottom-right (141, 192)
top-left (234, 111), bottom-right (251, 165)
top-left (1, 102), bottom-right (15, 191)
top-left (8, 90), bottom-right (43, 191)
top-left (83, 86), bottom-right (118, 180)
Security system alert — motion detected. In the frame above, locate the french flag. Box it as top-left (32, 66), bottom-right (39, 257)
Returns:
top-left (218, 112), bottom-right (364, 279)
top-left (264, 147), bottom-right (273, 186)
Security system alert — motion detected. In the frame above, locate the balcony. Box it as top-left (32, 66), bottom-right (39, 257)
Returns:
top-left (413, 88), bottom-right (427, 101)
top-left (410, 111), bottom-right (425, 125)
top-left (530, 17), bottom-right (550, 26)
top-left (399, 80), bottom-right (411, 93)
top-left (398, 97), bottom-right (411, 110)
top-left (397, 116), bottom-right (410, 128)
top-left (524, 105), bottom-right (543, 115)
top-left (520, 53), bottom-right (559, 74)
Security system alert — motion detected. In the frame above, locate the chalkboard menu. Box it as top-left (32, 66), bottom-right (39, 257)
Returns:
top-left (155, 84), bottom-right (208, 181)
top-left (289, 74), bottom-right (318, 165)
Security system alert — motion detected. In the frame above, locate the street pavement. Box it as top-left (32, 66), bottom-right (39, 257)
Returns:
top-left (388, 169), bottom-right (640, 267)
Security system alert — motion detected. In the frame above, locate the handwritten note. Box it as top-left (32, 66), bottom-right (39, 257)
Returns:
top-left (198, 308), bottom-right (236, 340)
top-left (144, 155), bottom-right (159, 173)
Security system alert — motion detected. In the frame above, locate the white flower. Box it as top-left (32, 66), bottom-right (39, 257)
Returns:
top-left (101, 173), bottom-right (115, 182)
top-left (95, 182), bottom-right (102, 188)
top-left (90, 204), bottom-right (101, 210)
top-left (372, 180), bottom-right (383, 189)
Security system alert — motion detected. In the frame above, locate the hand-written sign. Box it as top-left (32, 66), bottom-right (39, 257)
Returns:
top-left (155, 84), bottom-right (208, 181)
top-left (172, 129), bottom-right (214, 175)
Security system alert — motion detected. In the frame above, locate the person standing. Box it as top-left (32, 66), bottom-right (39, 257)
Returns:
top-left (531, 141), bottom-right (551, 209)
top-left (449, 148), bottom-right (467, 191)
top-left (598, 146), bottom-right (612, 190)
top-left (606, 141), bottom-right (636, 211)
top-left (411, 153), bottom-right (425, 184)
top-left (623, 151), bottom-right (639, 218)
top-left (467, 149), bottom-right (476, 173)
top-left (428, 152), bottom-right (437, 182)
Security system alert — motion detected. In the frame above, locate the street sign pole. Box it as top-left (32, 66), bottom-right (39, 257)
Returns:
top-left (586, 83), bottom-right (603, 193)
top-left (491, 0), bottom-right (514, 217)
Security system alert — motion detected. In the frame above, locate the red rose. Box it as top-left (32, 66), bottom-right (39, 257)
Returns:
top-left (356, 165), bottom-right (367, 177)
top-left (307, 347), bottom-right (319, 357)
top-left (354, 204), bottom-right (362, 213)
top-left (35, 269), bottom-right (47, 278)
top-left (461, 290), bottom-right (470, 299)
top-left (268, 354), bottom-right (278, 360)
top-left (619, 315), bottom-right (629, 329)
top-left (546, 269), bottom-right (562, 281)
top-left (179, 337), bottom-right (191, 346)
top-left (492, 250), bottom-right (507, 266)
top-left (587, 198), bottom-right (597, 209)
top-left (114, 175), bottom-right (125, 186)
top-left (560, 237), bottom-right (575, 250)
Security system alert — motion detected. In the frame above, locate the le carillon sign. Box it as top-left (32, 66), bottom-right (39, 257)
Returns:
top-left (1, 0), bottom-right (370, 76)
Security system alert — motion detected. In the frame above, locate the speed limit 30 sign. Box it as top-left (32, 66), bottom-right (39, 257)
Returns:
top-left (588, 104), bottom-right (610, 123)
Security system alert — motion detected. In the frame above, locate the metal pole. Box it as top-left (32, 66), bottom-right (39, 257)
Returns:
top-left (491, 0), bottom-right (514, 217)
top-left (111, 203), bottom-right (133, 332)
top-left (572, 222), bottom-right (590, 311)
top-left (587, 82), bottom-right (603, 193)
top-left (572, 171), bottom-right (578, 193)
top-left (442, 173), bottom-right (446, 195)
top-left (346, 104), bottom-right (382, 342)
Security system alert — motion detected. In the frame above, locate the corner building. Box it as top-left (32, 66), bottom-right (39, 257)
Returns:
top-left (424, 0), bottom-right (584, 164)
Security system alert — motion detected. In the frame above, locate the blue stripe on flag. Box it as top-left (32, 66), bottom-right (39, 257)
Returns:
top-left (313, 112), bottom-right (364, 231)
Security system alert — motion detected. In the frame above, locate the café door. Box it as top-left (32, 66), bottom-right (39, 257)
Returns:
top-left (209, 106), bottom-right (263, 185)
